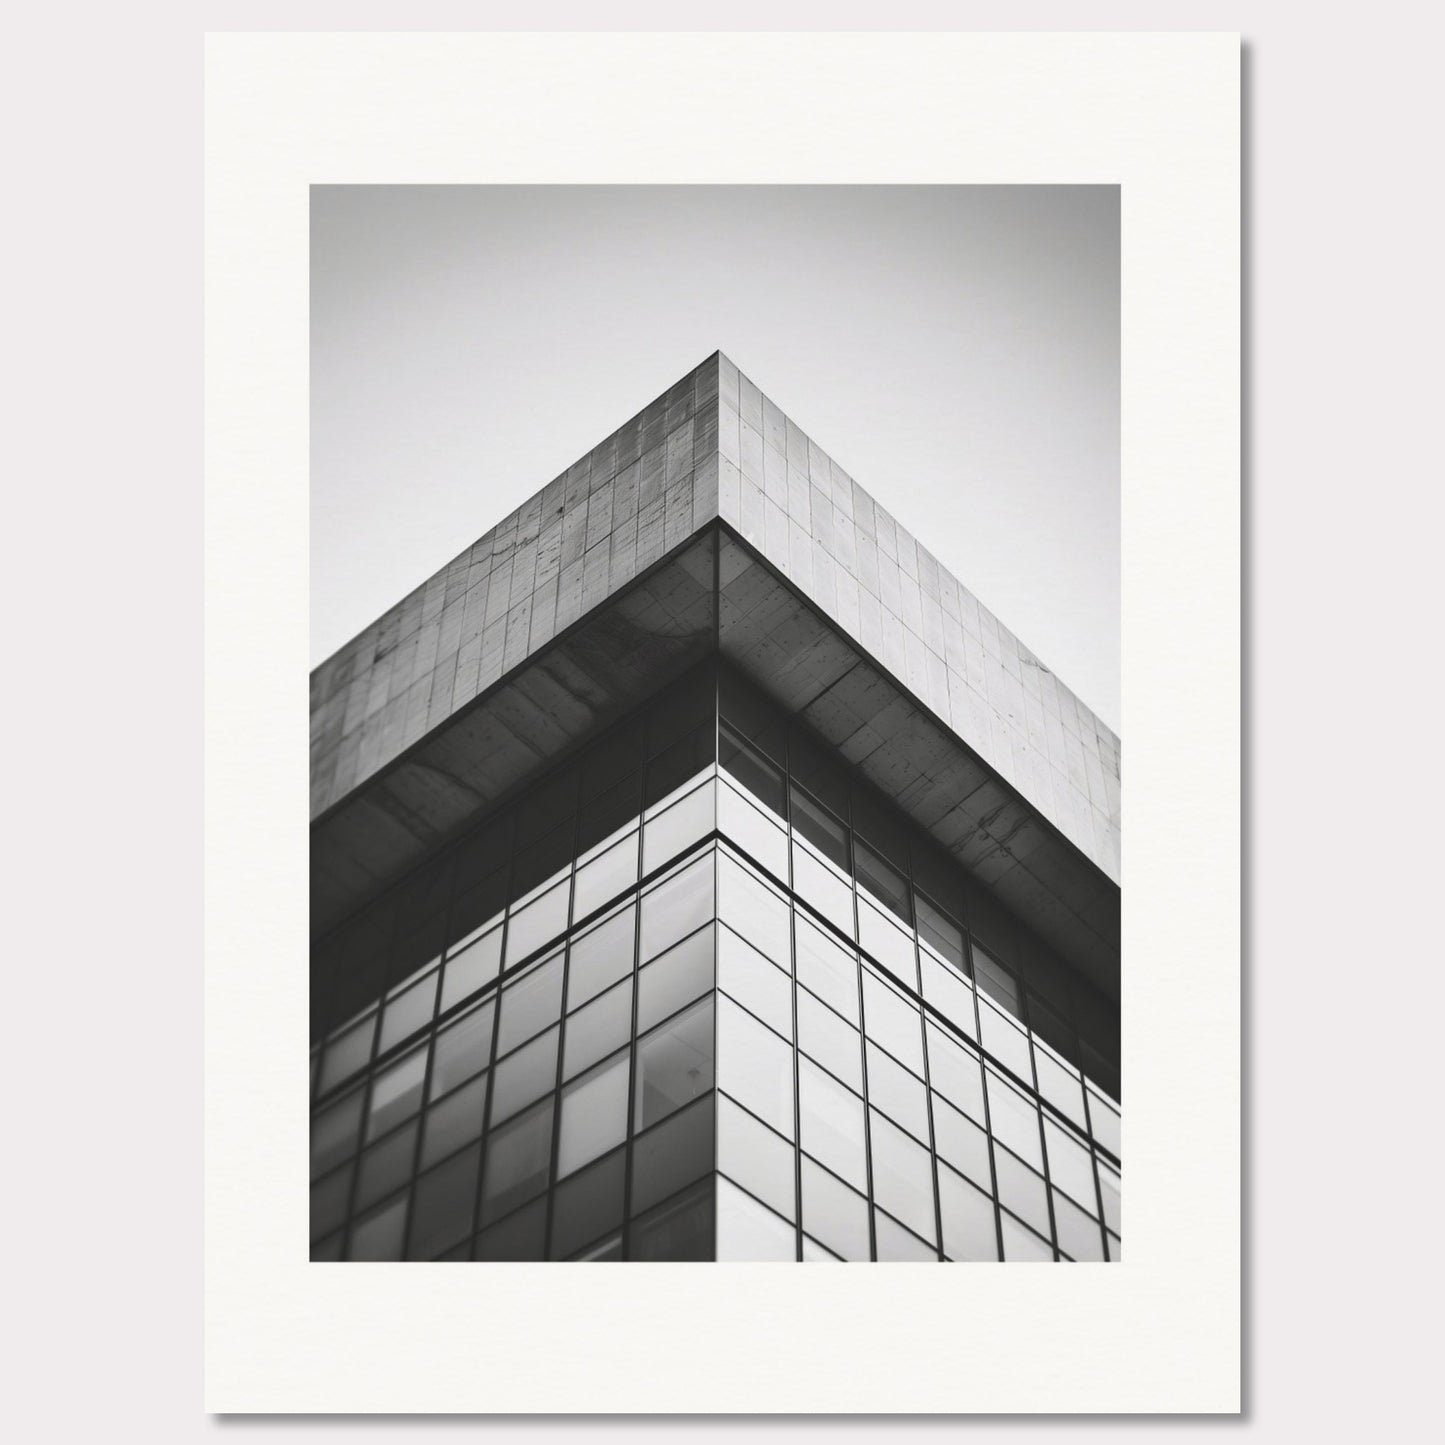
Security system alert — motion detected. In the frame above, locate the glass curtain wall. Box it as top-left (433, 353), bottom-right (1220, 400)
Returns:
top-left (311, 659), bottom-right (1121, 1262)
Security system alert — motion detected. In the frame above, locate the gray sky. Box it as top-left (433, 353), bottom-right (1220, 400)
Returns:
top-left (312, 185), bottom-right (1119, 733)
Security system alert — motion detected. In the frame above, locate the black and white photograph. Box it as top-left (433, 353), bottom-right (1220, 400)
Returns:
top-left (309, 185), bottom-right (1122, 1264)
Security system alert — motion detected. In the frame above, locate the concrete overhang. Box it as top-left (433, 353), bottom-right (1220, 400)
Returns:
top-left (312, 522), bottom-right (1119, 1005)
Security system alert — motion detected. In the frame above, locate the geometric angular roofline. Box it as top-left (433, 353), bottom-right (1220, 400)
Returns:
top-left (311, 353), bottom-right (1120, 997)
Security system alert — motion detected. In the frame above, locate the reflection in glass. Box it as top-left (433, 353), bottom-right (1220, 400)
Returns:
top-left (505, 878), bottom-right (570, 967)
top-left (567, 903), bottom-right (636, 1011)
top-left (631, 1176), bottom-right (714, 1261)
top-left (311, 1088), bottom-right (364, 1180)
top-left (717, 925), bottom-right (793, 1039)
top-left (862, 969), bottom-right (925, 1074)
top-left (718, 1093), bottom-right (796, 1221)
top-left (716, 995), bottom-right (795, 1140)
top-left (558, 1050), bottom-right (630, 1178)
top-left (643, 778), bottom-right (714, 875)
top-left (480, 1095), bottom-right (554, 1225)
top-left (993, 1145), bottom-right (1051, 1239)
top-left (719, 725), bottom-right (785, 814)
top-left (798, 1056), bottom-right (867, 1191)
top-left (938, 1162), bottom-right (999, 1261)
top-left (972, 945), bottom-right (1021, 1017)
top-left (640, 853), bottom-right (714, 963)
top-left (634, 995), bottom-right (714, 1130)
top-left (635, 925), bottom-right (714, 1035)
top-left (865, 1043), bottom-right (929, 1143)
top-left (496, 952), bottom-right (565, 1056)
top-left (572, 831), bottom-right (639, 923)
top-left (379, 969), bottom-right (438, 1054)
top-left (408, 1146), bottom-right (480, 1259)
top-left (874, 1209), bottom-right (938, 1261)
top-left (550, 1147), bottom-right (626, 1260)
top-left (429, 999), bottom-right (495, 1100)
top-left (869, 1109), bottom-right (937, 1244)
top-left (800, 1156), bottom-right (870, 1261)
top-left (366, 1046), bottom-right (427, 1141)
top-left (717, 1176), bottom-right (796, 1261)
top-left (794, 915), bottom-right (860, 1023)
top-left (421, 1071), bottom-right (488, 1172)
top-left (796, 987), bottom-right (863, 1094)
top-left (350, 1195), bottom-right (407, 1261)
top-left (915, 894), bottom-right (965, 971)
top-left (718, 850), bottom-right (791, 965)
top-left (489, 1026), bottom-right (558, 1125)
top-left (439, 927), bottom-right (502, 1013)
top-left (630, 1092), bottom-right (714, 1216)
top-left (562, 976), bottom-right (632, 1080)
top-left (319, 1012), bottom-right (375, 1095)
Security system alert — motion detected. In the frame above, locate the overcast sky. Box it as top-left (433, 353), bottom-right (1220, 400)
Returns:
top-left (312, 185), bottom-right (1119, 733)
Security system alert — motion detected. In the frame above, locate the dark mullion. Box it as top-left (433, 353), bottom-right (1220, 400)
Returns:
top-left (782, 717), bottom-right (804, 1265)
top-left (618, 833), bottom-right (648, 1263)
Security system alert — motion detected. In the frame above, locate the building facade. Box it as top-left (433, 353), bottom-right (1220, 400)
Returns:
top-left (310, 354), bottom-right (1121, 1262)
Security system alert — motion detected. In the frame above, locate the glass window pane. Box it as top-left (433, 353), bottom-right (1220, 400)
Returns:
top-left (505, 878), bottom-right (570, 967)
top-left (972, 946), bottom-right (1021, 1017)
top-left (979, 995), bottom-right (1033, 1081)
top-left (475, 1194), bottom-right (546, 1260)
top-left (311, 1087), bottom-right (364, 1180)
top-left (496, 952), bottom-right (565, 1055)
top-left (571, 1233), bottom-right (623, 1262)
top-left (572, 831), bottom-right (639, 922)
top-left (350, 1195), bottom-right (407, 1261)
top-left (567, 903), bottom-right (636, 1011)
top-left (854, 839), bottom-right (909, 921)
top-left (310, 1163), bottom-right (352, 1243)
top-left (994, 1145), bottom-right (1051, 1238)
top-left (439, 927), bottom-right (501, 1013)
top-left (718, 1093), bottom-right (796, 1221)
top-left (631, 1175), bottom-right (714, 1261)
top-left (1107, 1232), bottom-right (1121, 1262)
top-left (1044, 1118), bottom-right (1097, 1213)
top-left (636, 925), bottom-right (714, 1035)
top-left (718, 780), bottom-right (788, 878)
top-left (550, 1146), bottom-right (626, 1260)
top-left (862, 969), bottom-right (925, 1074)
top-left (858, 900), bottom-right (919, 990)
top-left (717, 995), bottom-right (795, 1140)
top-left (356, 1120), bottom-right (419, 1213)
top-left (429, 998), bottom-right (495, 1101)
top-left (421, 1071), bottom-right (488, 1172)
top-left (640, 853), bottom-right (715, 963)
top-left (408, 1147), bottom-right (480, 1259)
top-left (874, 1209), bottom-right (938, 1261)
top-left (802, 1235), bottom-right (840, 1262)
top-left (558, 1050), bottom-right (630, 1178)
top-left (1000, 1210), bottom-right (1053, 1262)
top-left (931, 1092), bottom-right (991, 1192)
top-left (717, 1176), bottom-right (796, 1261)
top-left (796, 988), bottom-right (862, 1093)
top-left (869, 1109), bottom-right (936, 1244)
top-left (791, 841), bottom-right (855, 938)
top-left (378, 969), bottom-right (438, 1054)
top-left (630, 1092), bottom-right (715, 1216)
top-left (865, 1042), bottom-right (929, 1143)
top-left (717, 924), bottom-right (793, 1039)
top-left (634, 995), bottom-right (714, 1130)
top-left (719, 725), bottom-right (784, 814)
top-left (986, 1069), bottom-right (1043, 1170)
top-left (717, 850), bottom-right (791, 964)
top-left (1053, 1188), bottom-right (1105, 1261)
top-left (938, 1162), bottom-right (999, 1261)
top-left (1034, 1044), bottom-right (1088, 1131)
top-left (793, 915), bottom-right (859, 1023)
top-left (915, 894), bottom-right (965, 971)
top-left (319, 1012), bottom-right (375, 1094)
top-left (790, 785), bottom-right (849, 871)
top-left (798, 1056), bottom-right (867, 1191)
top-left (1089, 1089), bottom-right (1122, 1159)
top-left (919, 953), bottom-right (977, 1040)
top-left (563, 976), bottom-right (633, 1080)
top-left (926, 1022), bottom-right (986, 1121)
top-left (800, 1155), bottom-right (870, 1261)
top-left (643, 778), bottom-right (714, 874)
top-left (490, 1025), bottom-right (559, 1125)
top-left (1098, 1161), bottom-right (1121, 1235)
top-left (366, 1046), bottom-right (427, 1141)
top-left (480, 1095), bottom-right (554, 1226)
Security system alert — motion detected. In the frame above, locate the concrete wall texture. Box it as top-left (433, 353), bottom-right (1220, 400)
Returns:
top-left (311, 353), bottom-right (1120, 884)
